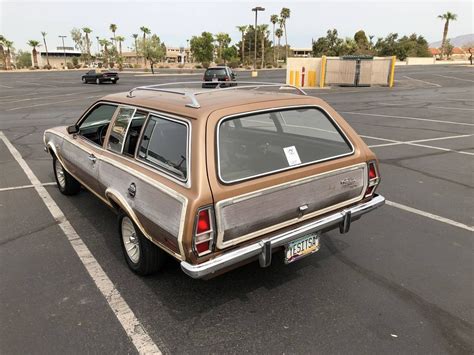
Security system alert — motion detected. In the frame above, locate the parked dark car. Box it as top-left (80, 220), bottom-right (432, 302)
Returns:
top-left (202, 66), bottom-right (236, 88)
top-left (82, 70), bottom-right (119, 84)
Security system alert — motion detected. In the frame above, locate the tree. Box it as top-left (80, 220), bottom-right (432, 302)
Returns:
top-left (280, 7), bottom-right (290, 61)
top-left (4, 39), bottom-right (13, 70)
top-left (374, 33), bottom-right (430, 60)
top-left (270, 14), bottom-right (279, 63)
top-left (109, 24), bottom-right (117, 46)
top-left (236, 26), bottom-right (247, 63)
top-left (275, 28), bottom-right (283, 61)
top-left (82, 27), bottom-right (92, 61)
top-left (438, 12), bottom-right (457, 59)
top-left (312, 29), bottom-right (344, 56)
top-left (222, 46), bottom-right (238, 64)
top-left (0, 35), bottom-right (6, 70)
top-left (190, 32), bottom-right (214, 64)
top-left (28, 40), bottom-right (41, 68)
top-left (71, 28), bottom-right (87, 57)
top-left (215, 32), bottom-right (231, 61)
top-left (116, 35), bottom-right (125, 70)
top-left (141, 34), bottom-right (166, 73)
top-left (444, 39), bottom-right (454, 58)
top-left (99, 38), bottom-right (111, 67)
top-left (41, 32), bottom-right (50, 66)
top-left (258, 24), bottom-right (269, 67)
top-left (16, 50), bottom-right (32, 69)
top-left (132, 34), bottom-right (139, 64)
top-left (140, 26), bottom-right (151, 66)
top-left (354, 30), bottom-right (370, 52)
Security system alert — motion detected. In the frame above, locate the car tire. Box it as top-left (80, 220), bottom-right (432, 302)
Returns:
top-left (82, 77), bottom-right (86, 83)
top-left (96, 78), bottom-right (101, 85)
top-left (112, 81), bottom-right (117, 84)
top-left (53, 156), bottom-right (81, 195)
top-left (119, 213), bottom-right (166, 276)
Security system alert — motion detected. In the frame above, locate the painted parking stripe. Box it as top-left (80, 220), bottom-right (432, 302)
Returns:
top-left (0, 131), bottom-right (163, 355)
top-left (433, 74), bottom-right (474, 83)
top-left (341, 111), bottom-right (474, 127)
top-left (6, 95), bottom-right (103, 111)
top-left (0, 182), bottom-right (56, 192)
top-left (386, 200), bottom-right (474, 232)
top-left (403, 76), bottom-right (442, 87)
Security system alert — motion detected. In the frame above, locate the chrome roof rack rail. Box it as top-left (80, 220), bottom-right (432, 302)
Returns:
top-left (126, 81), bottom-right (307, 109)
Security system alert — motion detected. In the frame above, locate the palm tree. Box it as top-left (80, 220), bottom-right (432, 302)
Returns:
top-left (28, 40), bottom-right (41, 68)
top-left (280, 7), bottom-right (290, 61)
top-left (116, 35), bottom-right (125, 70)
top-left (259, 25), bottom-right (269, 68)
top-left (270, 15), bottom-right (279, 64)
top-left (4, 39), bottom-right (13, 70)
top-left (236, 25), bottom-right (247, 64)
top-left (99, 39), bottom-right (111, 67)
top-left (140, 26), bottom-right (151, 66)
top-left (438, 12), bottom-right (458, 59)
top-left (0, 35), bottom-right (6, 70)
top-left (132, 34), bottom-right (139, 64)
top-left (82, 27), bottom-right (92, 60)
top-left (109, 24), bottom-right (117, 46)
top-left (40, 32), bottom-right (50, 67)
top-left (275, 28), bottom-right (283, 61)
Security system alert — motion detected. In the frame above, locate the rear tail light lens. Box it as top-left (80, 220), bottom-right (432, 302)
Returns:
top-left (365, 161), bottom-right (380, 197)
top-left (193, 207), bottom-right (215, 257)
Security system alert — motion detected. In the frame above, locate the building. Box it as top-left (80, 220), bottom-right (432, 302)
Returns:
top-left (122, 47), bottom-right (191, 67)
top-left (34, 46), bottom-right (82, 68)
top-left (290, 48), bottom-right (313, 58)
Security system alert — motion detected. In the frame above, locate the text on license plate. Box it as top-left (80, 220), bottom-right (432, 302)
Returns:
top-left (285, 233), bottom-right (320, 264)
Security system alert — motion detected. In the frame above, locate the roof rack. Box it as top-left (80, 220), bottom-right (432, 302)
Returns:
top-left (126, 81), bottom-right (307, 109)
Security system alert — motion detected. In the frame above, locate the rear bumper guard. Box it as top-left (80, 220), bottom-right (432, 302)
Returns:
top-left (181, 194), bottom-right (385, 279)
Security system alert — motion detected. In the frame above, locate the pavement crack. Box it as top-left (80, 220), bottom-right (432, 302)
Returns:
top-left (0, 220), bottom-right (59, 247)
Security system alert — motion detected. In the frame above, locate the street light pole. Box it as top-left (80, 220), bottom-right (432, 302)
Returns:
top-left (252, 6), bottom-right (265, 70)
top-left (58, 35), bottom-right (67, 68)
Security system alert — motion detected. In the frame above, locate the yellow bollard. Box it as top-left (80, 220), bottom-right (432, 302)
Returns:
top-left (308, 70), bottom-right (316, 87)
top-left (389, 56), bottom-right (396, 88)
top-left (319, 56), bottom-right (327, 88)
top-left (289, 70), bottom-right (295, 85)
top-left (295, 71), bottom-right (300, 87)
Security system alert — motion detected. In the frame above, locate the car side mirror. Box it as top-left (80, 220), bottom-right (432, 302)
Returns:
top-left (67, 125), bottom-right (79, 134)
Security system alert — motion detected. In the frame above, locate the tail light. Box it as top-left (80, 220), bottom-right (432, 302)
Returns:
top-left (193, 206), bottom-right (216, 256)
top-left (365, 161), bottom-right (380, 197)
top-left (224, 76), bottom-right (229, 81)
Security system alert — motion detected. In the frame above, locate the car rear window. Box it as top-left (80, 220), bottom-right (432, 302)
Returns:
top-left (137, 115), bottom-right (189, 181)
top-left (205, 68), bottom-right (227, 76)
top-left (218, 107), bottom-right (353, 183)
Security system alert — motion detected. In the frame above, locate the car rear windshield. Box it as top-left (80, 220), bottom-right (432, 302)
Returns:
top-left (218, 107), bottom-right (353, 183)
top-left (205, 68), bottom-right (227, 76)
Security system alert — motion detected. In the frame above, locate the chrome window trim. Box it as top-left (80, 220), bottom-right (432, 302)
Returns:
top-left (216, 104), bottom-right (356, 184)
top-left (75, 102), bottom-right (119, 148)
top-left (215, 162), bottom-right (368, 249)
top-left (135, 113), bottom-right (191, 184)
top-left (107, 105), bottom-right (137, 154)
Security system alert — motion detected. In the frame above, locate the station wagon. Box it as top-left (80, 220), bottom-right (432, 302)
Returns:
top-left (43, 82), bottom-right (384, 278)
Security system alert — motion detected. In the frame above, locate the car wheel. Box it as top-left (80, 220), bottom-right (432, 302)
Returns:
top-left (96, 78), bottom-right (100, 85)
top-left (82, 77), bottom-right (86, 83)
top-left (112, 80), bottom-right (117, 84)
top-left (53, 156), bottom-right (81, 195)
top-left (119, 213), bottom-right (166, 276)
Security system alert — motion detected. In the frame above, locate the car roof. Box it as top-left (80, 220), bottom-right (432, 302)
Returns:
top-left (101, 87), bottom-right (325, 121)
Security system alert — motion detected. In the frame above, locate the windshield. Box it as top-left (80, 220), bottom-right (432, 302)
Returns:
top-left (218, 107), bottom-right (353, 183)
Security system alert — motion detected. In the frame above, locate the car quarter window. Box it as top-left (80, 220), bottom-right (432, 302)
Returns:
top-left (107, 107), bottom-right (136, 153)
top-left (137, 115), bottom-right (188, 181)
top-left (78, 104), bottom-right (117, 146)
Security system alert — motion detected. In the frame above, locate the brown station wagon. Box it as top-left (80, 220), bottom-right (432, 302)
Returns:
top-left (43, 82), bottom-right (384, 279)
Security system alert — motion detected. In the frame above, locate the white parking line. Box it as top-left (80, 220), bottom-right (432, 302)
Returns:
top-left (363, 134), bottom-right (474, 155)
top-left (0, 182), bottom-right (56, 192)
top-left (6, 95), bottom-right (103, 111)
top-left (0, 131), bottom-right (162, 355)
top-left (386, 200), bottom-right (474, 232)
top-left (341, 111), bottom-right (474, 127)
top-left (403, 76), bottom-right (442, 87)
top-left (15, 80), bottom-right (58, 88)
top-left (433, 74), bottom-right (474, 83)
top-left (0, 92), bottom-right (89, 104)
top-left (0, 83), bottom-right (14, 89)
top-left (377, 102), bottom-right (474, 111)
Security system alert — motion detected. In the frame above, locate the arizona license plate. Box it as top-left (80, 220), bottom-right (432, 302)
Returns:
top-left (285, 233), bottom-right (320, 264)
top-left (212, 77), bottom-right (218, 82)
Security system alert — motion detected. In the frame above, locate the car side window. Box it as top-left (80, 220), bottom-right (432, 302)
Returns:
top-left (107, 107), bottom-right (136, 153)
top-left (137, 115), bottom-right (188, 181)
top-left (78, 104), bottom-right (117, 146)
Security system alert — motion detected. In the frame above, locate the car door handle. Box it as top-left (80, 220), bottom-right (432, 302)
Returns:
top-left (88, 154), bottom-right (97, 163)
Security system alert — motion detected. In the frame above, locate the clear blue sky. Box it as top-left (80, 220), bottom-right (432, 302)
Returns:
top-left (1, 0), bottom-right (472, 52)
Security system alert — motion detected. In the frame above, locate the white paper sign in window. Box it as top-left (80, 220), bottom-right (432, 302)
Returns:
top-left (283, 146), bottom-right (302, 166)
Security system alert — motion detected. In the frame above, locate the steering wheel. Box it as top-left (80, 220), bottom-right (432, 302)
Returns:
top-left (98, 124), bottom-right (109, 146)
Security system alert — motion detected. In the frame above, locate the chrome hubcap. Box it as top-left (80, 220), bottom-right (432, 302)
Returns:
top-left (55, 159), bottom-right (66, 189)
top-left (122, 217), bottom-right (140, 263)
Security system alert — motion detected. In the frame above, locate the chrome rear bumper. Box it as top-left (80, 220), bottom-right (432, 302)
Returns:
top-left (181, 194), bottom-right (385, 279)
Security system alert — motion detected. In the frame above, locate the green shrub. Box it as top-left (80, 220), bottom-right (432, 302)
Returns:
top-left (266, 64), bottom-right (273, 69)
top-left (228, 60), bottom-right (240, 69)
top-left (75, 64), bottom-right (81, 69)
top-left (133, 64), bottom-right (141, 68)
top-left (98, 63), bottom-right (103, 68)
top-left (72, 57), bottom-right (79, 66)
top-left (43, 64), bottom-right (52, 70)
top-left (178, 64), bottom-right (184, 69)
top-left (202, 62), bottom-right (210, 69)
top-left (195, 64), bottom-right (202, 69)
top-left (66, 62), bottom-right (74, 69)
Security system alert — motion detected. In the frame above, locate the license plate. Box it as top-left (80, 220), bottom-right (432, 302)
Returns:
top-left (212, 77), bottom-right (218, 82)
top-left (285, 233), bottom-right (320, 264)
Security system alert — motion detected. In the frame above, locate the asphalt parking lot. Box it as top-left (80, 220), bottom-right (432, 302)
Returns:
top-left (0, 65), bottom-right (473, 354)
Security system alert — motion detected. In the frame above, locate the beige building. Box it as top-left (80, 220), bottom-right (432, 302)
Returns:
top-left (122, 47), bottom-right (191, 67)
top-left (34, 47), bottom-right (82, 68)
